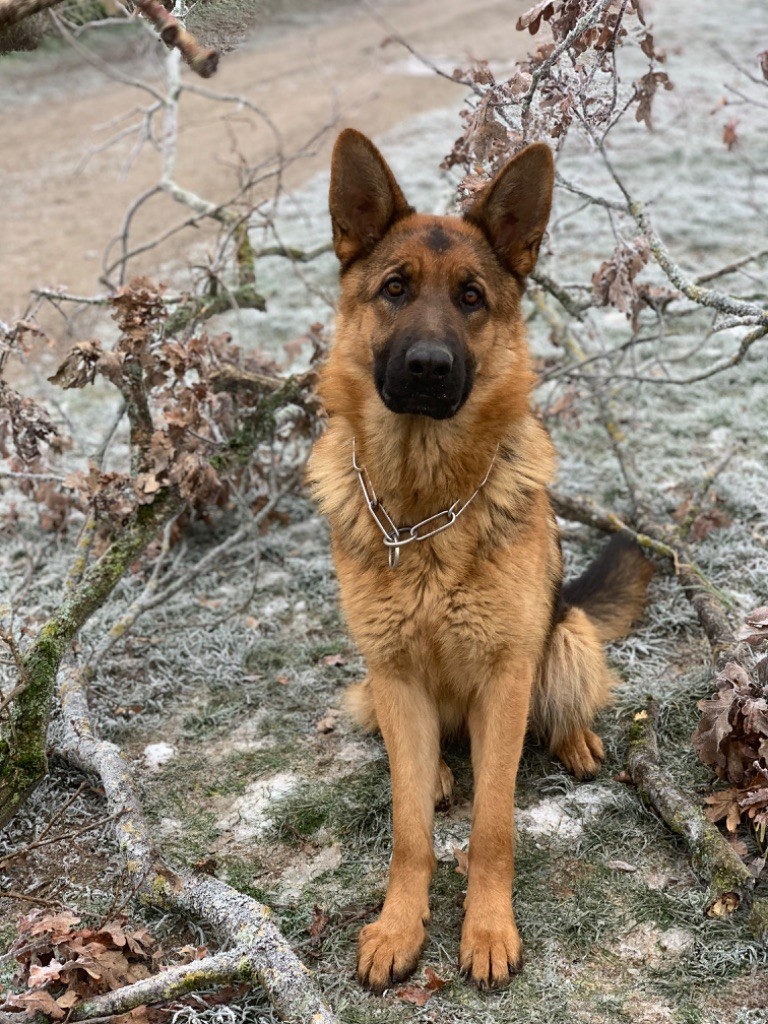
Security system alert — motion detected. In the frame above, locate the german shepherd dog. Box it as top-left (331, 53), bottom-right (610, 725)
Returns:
top-left (307, 129), bottom-right (652, 992)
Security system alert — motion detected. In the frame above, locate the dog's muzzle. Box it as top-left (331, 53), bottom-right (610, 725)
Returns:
top-left (375, 337), bottom-right (474, 420)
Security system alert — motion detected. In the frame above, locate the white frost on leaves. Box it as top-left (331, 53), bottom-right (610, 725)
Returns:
top-left (517, 786), bottom-right (615, 840)
top-left (142, 742), bottom-right (176, 771)
top-left (218, 772), bottom-right (299, 840)
top-left (619, 923), bottom-right (696, 963)
top-left (433, 788), bottom-right (615, 858)
top-left (279, 845), bottom-right (343, 900)
top-left (255, 568), bottom-right (292, 592)
top-left (261, 597), bottom-right (290, 619)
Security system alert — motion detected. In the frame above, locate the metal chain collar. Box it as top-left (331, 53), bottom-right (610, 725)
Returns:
top-left (352, 438), bottom-right (499, 569)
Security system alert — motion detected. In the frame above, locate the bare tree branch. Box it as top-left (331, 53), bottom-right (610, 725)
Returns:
top-left (55, 664), bottom-right (338, 1024)
top-left (627, 700), bottom-right (755, 917)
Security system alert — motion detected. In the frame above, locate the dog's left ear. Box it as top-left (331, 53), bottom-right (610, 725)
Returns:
top-left (329, 129), bottom-right (413, 270)
top-left (464, 142), bottom-right (554, 278)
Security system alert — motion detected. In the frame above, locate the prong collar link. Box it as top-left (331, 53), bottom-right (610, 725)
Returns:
top-left (352, 438), bottom-right (499, 569)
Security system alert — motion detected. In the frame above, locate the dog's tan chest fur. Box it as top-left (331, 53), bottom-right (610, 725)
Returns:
top-left (309, 413), bottom-right (559, 696)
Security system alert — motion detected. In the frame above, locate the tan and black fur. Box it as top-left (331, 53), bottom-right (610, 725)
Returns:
top-left (307, 129), bottom-right (653, 993)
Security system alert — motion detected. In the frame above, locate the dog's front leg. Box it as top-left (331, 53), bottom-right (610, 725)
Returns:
top-left (461, 662), bottom-right (532, 989)
top-left (357, 672), bottom-right (440, 993)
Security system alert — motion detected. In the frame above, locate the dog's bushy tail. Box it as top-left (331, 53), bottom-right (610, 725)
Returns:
top-left (563, 534), bottom-right (654, 644)
top-left (531, 535), bottom-right (653, 777)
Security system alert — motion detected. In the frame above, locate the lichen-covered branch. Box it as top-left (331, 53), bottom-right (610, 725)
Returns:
top-left (70, 950), bottom-right (251, 1021)
top-left (55, 665), bottom-right (338, 1024)
top-left (69, 951), bottom-right (246, 1020)
top-left (627, 701), bottom-right (755, 917)
top-left (0, 489), bottom-right (181, 831)
top-left (549, 489), bottom-right (679, 563)
top-left (629, 200), bottom-right (768, 327)
top-left (164, 284), bottom-right (266, 335)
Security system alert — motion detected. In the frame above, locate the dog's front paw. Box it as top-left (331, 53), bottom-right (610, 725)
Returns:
top-left (459, 912), bottom-right (523, 989)
top-left (553, 727), bottom-right (604, 780)
top-left (357, 916), bottom-right (427, 993)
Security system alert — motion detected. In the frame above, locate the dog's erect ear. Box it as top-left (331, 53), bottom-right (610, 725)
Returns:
top-left (464, 142), bottom-right (554, 278)
top-left (329, 129), bottom-right (413, 269)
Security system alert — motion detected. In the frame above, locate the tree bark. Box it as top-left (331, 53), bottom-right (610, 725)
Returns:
top-left (626, 701), bottom-right (755, 917)
top-left (0, 490), bottom-right (181, 830)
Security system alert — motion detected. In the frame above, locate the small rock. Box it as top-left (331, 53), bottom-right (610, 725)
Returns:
top-left (256, 568), bottom-right (292, 591)
top-left (262, 597), bottom-right (290, 618)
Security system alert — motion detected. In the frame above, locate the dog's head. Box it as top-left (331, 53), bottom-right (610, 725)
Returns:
top-left (324, 129), bottom-right (554, 427)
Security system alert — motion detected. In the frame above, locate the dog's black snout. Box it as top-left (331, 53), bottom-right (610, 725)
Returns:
top-left (405, 341), bottom-right (454, 381)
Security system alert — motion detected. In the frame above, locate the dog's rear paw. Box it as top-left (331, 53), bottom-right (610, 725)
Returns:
top-left (357, 917), bottom-right (427, 993)
top-left (553, 727), bottom-right (604, 780)
top-left (434, 758), bottom-right (455, 809)
top-left (459, 913), bottom-right (523, 989)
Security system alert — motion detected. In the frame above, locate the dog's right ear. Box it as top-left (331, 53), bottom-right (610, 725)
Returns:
top-left (329, 129), bottom-right (413, 270)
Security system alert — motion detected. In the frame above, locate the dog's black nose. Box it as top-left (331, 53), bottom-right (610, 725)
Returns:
top-left (405, 341), bottom-right (454, 382)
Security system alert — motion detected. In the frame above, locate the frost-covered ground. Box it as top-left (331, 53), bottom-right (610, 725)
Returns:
top-left (2, 2), bottom-right (768, 1022)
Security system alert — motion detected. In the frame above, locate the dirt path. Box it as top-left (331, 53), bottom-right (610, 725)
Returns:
top-left (0, 0), bottom-right (530, 320)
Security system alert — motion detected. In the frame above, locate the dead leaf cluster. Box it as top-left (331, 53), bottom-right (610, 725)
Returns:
top-left (693, 610), bottom-right (768, 850)
top-left (0, 380), bottom-right (62, 464)
top-left (37, 278), bottom-right (324, 532)
top-left (444, 0), bottom-right (670, 196)
top-left (591, 236), bottom-right (650, 329)
top-left (395, 966), bottom-right (447, 1006)
top-left (0, 910), bottom-right (161, 1022)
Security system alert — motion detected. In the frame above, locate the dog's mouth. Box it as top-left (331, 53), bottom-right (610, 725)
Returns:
top-left (374, 338), bottom-right (474, 421)
top-left (380, 389), bottom-right (462, 420)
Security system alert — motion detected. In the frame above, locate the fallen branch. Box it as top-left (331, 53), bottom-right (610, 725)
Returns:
top-left (0, 489), bottom-right (181, 830)
top-left (1, 329), bottom-right (316, 829)
top-left (553, 488), bottom-right (766, 926)
top-left (54, 664), bottom-right (337, 1024)
top-left (70, 950), bottom-right (251, 1022)
top-left (627, 701), bottom-right (755, 917)
top-left (550, 488), bottom-right (739, 668)
top-left (550, 489), bottom-right (678, 564)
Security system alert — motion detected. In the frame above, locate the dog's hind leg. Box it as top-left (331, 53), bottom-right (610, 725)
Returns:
top-left (345, 677), bottom-right (379, 732)
top-left (530, 606), bottom-right (614, 780)
top-left (345, 678), bottom-right (454, 807)
top-left (434, 759), bottom-right (455, 808)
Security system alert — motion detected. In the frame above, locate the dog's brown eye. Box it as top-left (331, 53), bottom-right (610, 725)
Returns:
top-left (461, 285), bottom-right (483, 308)
top-left (383, 277), bottom-right (405, 299)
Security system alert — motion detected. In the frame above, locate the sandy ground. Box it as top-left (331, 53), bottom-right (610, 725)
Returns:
top-left (0, 0), bottom-right (531, 321)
